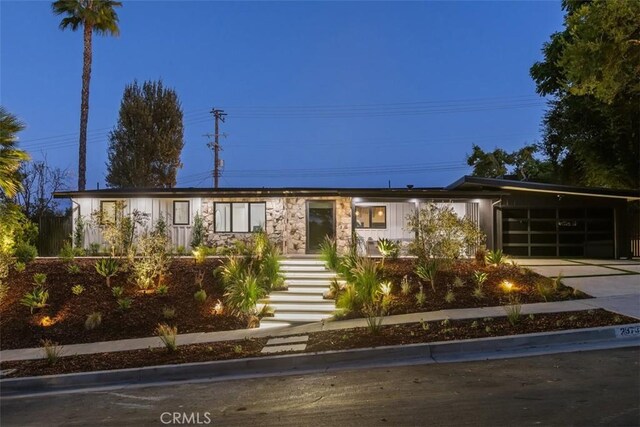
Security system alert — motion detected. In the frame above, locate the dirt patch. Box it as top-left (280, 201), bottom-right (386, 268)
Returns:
top-left (0, 258), bottom-right (247, 350)
top-left (308, 309), bottom-right (636, 352)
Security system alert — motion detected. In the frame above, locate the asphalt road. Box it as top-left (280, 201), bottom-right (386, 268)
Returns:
top-left (1, 347), bottom-right (638, 427)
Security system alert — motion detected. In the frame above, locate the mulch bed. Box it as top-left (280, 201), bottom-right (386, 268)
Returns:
top-left (0, 337), bottom-right (267, 378)
top-left (307, 309), bottom-right (636, 352)
top-left (338, 258), bottom-right (587, 319)
top-left (1, 309), bottom-right (635, 378)
top-left (0, 258), bottom-right (248, 350)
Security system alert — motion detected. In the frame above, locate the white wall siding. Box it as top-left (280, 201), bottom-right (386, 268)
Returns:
top-left (73, 197), bottom-right (202, 251)
top-left (355, 202), bottom-right (416, 243)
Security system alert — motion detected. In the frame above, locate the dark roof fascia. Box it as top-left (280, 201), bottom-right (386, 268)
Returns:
top-left (54, 187), bottom-right (507, 199)
top-left (446, 176), bottom-right (640, 200)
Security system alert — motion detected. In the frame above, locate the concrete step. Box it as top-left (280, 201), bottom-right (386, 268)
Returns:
top-left (282, 271), bottom-right (337, 279)
top-left (281, 286), bottom-right (329, 294)
top-left (263, 294), bottom-right (327, 303)
top-left (266, 312), bottom-right (332, 323)
top-left (280, 259), bottom-right (326, 266)
top-left (280, 265), bottom-right (328, 272)
top-left (267, 302), bottom-right (335, 313)
top-left (258, 320), bottom-right (293, 329)
top-left (284, 279), bottom-right (337, 287)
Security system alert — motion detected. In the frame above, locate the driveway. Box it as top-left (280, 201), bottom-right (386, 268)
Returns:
top-left (518, 258), bottom-right (640, 320)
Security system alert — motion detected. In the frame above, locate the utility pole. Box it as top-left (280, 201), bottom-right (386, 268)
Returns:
top-left (210, 108), bottom-right (227, 188)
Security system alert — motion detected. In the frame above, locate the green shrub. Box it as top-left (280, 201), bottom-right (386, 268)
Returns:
top-left (319, 236), bottom-right (340, 271)
top-left (157, 283), bottom-right (169, 295)
top-left (41, 339), bottom-right (62, 364)
top-left (453, 276), bottom-right (465, 288)
top-left (536, 281), bottom-right (555, 302)
top-left (73, 215), bottom-right (85, 250)
top-left (14, 243), bottom-right (37, 263)
top-left (111, 286), bottom-right (124, 298)
top-left (472, 286), bottom-right (485, 299)
top-left (194, 288), bottom-right (207, 303)
top-left (192, 245), bottom-right (210, 264)
top-left (485, 249), bottom-right (508, 266)
top-left (400, 275), bottom-right (411, 296)
top-left (0, 284), bottom-right (8, 302)
top-left (472, 270), bottom-right (488, 288)
top-left (259, 249), bottom-right (284, 291)
top-left (364, 304), bottom-right (385, 335)
top-left (445, 289), bottom-right (456, 303)
top-left (350, 257), bottom-right (381, 306)
top-left (377, 238), bottom-right (400, 260)
top-left (14, 261), bottom-right (25, 272)
top-left (162, 306), bottom-right (176, 319)
top-left (415, 290), bottom-right (426, 306)
top-left (336, 284), bottom-right (358, 313)
top-left (71, 284), bottom-right (85, 295)
top-left (67, 262), bottom-right (81, 274)
top-left (85, 312), bottom-right (102, 330)
top-left (338, 252), bottom-right (359, 283)
top-left (190, 213), bottom-right (206, 249)
top-left (95, 258), bottom-right (119, 287)
top-left (156, 323), bottom-right (178, 352)
top-left (89, 243), bottom-right (101, 256)
top-left (117, 297), bottom-right (132, 310)
top-left (59, 242), bottom-right (76, 263)
top-left (33, 273), bottom-right (47, 286)
top-left (504, 297), bottom-right (522, 326)
top-left (21, 286), bottom-right (48, 313)
top-left (131, 219), bottom-right (171, 291)
top-left (224, 274), bottom-right (266, 315)
top-left (415, 260), bottom-right (438, 292)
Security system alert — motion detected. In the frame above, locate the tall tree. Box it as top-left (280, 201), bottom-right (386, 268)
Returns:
top-left (467, 144), bottom-right (551, 181)
top-left (106, 80), bottom-right (184, 188)
top-left (16, 158), bottom-right (71, 220)
top-left (0, 107), bottom-right (30, 198)
top-left (52, 0), bottom-right (122, 191)
top-left (530, 0), bottom-right (640, 189)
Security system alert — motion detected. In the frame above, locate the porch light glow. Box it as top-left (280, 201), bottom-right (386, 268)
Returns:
top-left (39, 316), bottom-right (55, 327)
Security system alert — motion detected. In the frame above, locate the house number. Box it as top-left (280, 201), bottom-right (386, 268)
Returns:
top-left (615, 325), bottom-right (640, 338)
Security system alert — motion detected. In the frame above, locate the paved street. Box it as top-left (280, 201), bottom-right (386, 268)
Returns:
top-left (2, 347), bottom-right (638, 426)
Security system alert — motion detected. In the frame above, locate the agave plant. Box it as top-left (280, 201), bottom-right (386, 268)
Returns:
top-left (485, 249), bottom-right (508, 266)
top-left (95, 257), bottom-right (119, 286)
top-left (21, 286), bottom-right (49, 314)
top-left (377, 238), bottom-right (399, 260)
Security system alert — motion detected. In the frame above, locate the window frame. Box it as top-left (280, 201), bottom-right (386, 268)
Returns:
top-left (213, 202), bottom-right (266, 233)
top-left (355, 205), bottom-right (387, 230)
top-left (173, 200), bottom-right (190, 226)
top-left (99, 200), bottom-right (121, 225)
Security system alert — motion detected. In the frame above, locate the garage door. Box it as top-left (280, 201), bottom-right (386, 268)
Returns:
top-left (501, 207), bottom-right (614, 258)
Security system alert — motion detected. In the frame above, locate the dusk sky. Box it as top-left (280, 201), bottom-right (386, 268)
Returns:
top-left (1, 1), bottom-right (564, 190)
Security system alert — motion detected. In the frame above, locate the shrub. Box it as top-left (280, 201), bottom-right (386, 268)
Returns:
top-left (117, 297), bottom-right (132, 310)
top-left (224, 274), bottom-right (266, 315)
top-left (85, 312), bottom-right (102, 330)
top-left (131, 219), bottom-right (171, 291)
top-left (319, 236), bottom-right (340, 271)
top-left (111, 286), bottom-right (124, 298)
top-left (453, 276), bottom-right (464, 288)
top-left (415, 260), bottom-right (438, 292)
top-left (156, 323), bottom-right (178, 352)
top-left (95, 258), bottom-right (119, 287)
top-left (338, 251), bottom-right (359, 283)
top-left (406, 203), bottom-right (486, 260)
top-left (157, 283), bottom-right (169, 295)
top-left (233, 344), bottom-right (243, 354)
top-left (364, 304), bottom-right (385, 335)
top-left (504, 297), bottom-right (522, 326)
top-left (472, 286), bottom-right (485, 300)
top-left (14, 243), bottom-right (37, 263)
top-left (41, 339), bottom-right (62, 364)
top-left (336, 284), bottom-right (358, 313)
top-left (192, 245), bottom-right (210, 264)
top-left (175, 245), bottom-right (186, 256)
top-left (21, 286), bottom-right (48, 313)
top-left (90, 201), bottom-right (148, 256)
top-left (324, 278), bottom-right (342, 300)
top-left (400, 276), bottom-right (411, 296)
top-left (33, 273), bottom-right (47, 286)
top-left (485, 249), bottom-right (508, 266)
top-left (259, 249), bottom-right (284, 291)
top-left (350, 257), bottom-right (381, 306)
top-left (73, 214), bottom-right (85, 250)
top-left (377, 238), bottom-right (400, 260)
top-left (475, 245), bottom-right (487, 266)
top-left (71, 284), bottom-right (85, 295)
top-left (59, 241), bottom-right (76, 263)
top-left (445, 289), bottom-right (456, 303)
top-left (14, 261), bottom-right (26, 272)
top-left (194, 289), bottom-right (207, 303)
top-left (379, 281), bottom-right (393, 297)
top-left (415, 290), bottom-right (426, 306)
top-left (88, 243), bottom-right (101, 256)
top-left (162, 306), bottom-right (176, 319)
top-left (536, 281), bottom-right (555, 302)
top-left (472, 271), bottom-right (488, 288)
top-left (0, 284), bottom-right (8, 302)
top-left (67, 262), bottom-right (81, 274)
top-left (190, 213), bottom-right (206, 248)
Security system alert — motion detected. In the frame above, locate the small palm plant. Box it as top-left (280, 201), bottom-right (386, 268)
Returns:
top-left (485, 249), bottom-right (508, 267)
top-left (95, 257), bottom-right (119, 287)
top-left (415, 260), bottom-right (438, 292)
top-left (377, 238), bottom-right (399, 261)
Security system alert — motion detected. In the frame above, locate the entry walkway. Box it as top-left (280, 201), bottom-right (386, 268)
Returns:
top-left (1, 259), bottom-right (638, 363)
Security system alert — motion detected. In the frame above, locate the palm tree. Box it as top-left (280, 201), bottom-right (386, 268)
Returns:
top-left (0, 107), bottom-right (30, 198)
top-left (52, 0), bottom-right (122, 191)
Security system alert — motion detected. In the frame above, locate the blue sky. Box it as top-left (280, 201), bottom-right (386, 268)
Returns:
top-left (1, 1), bottom-right (564, 189)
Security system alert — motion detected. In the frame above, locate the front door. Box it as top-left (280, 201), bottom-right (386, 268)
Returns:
top-left (306, 201), bottom-right (335, 254)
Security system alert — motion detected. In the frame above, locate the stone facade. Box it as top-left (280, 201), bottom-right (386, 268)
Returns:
top-left (201, 196), bottom-right (352, 255)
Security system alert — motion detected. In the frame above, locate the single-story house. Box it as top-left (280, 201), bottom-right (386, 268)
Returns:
top-left (54, 176), bottom-right (640, 259)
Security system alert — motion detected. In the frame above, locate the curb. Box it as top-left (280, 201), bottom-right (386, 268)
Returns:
top-left (2, 323), bottom-right (639, 398)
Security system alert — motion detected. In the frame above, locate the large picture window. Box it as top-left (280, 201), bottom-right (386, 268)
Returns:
top-left (173, 201), bottom-right (190, 225)
top-left (214, 202), bottom-right (266, 233)
top-left (355, 206), bottom-right (387, 229)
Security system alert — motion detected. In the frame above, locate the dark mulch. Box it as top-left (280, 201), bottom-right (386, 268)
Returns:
top-left (0, 258), bottom-right (248, 350)
top-left (343, 258), bottom-right (587, 319)
top-left (307, 309), bottom-right (636, 352)
top-left (0, 337), bottom-right (267, 378)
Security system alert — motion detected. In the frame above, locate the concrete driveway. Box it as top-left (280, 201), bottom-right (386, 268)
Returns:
top-left (517, 258), bottom-right (640, 320)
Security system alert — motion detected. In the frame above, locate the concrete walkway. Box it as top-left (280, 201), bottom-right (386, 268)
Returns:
top-left (1, 258), bottom-right (638, 363)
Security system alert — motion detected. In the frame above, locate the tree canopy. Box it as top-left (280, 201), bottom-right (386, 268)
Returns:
top-left (106, 80), bottom-right (184, 188)
top-left (0, 107), bottom-right (30, 198)
top-left (529, 0), bottom-right (639, 189)
top-left (466, 144), bottom-right (552, 182)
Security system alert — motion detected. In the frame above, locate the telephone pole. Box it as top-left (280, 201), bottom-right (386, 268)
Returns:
top-left (210, 108), bottom-right (227, 188)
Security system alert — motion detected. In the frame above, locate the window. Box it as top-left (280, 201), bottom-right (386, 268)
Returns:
top-left (355, 206), bottom-right (386, 229)
top-left (214, 202), bottom-right (266, 233)
top-left (173, 201), bottom-right (190, 225)
top-left (100, 201), bottom-right (119, 225)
